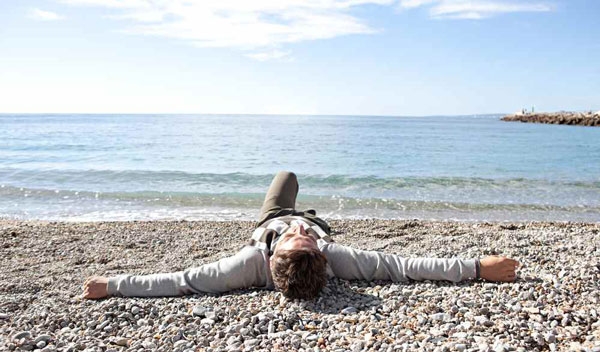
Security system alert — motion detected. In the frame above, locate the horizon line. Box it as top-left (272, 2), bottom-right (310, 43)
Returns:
top-left (0, 112), bottom-right (509, 118)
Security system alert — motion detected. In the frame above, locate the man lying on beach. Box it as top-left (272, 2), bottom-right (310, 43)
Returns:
top-left (83, 171), bottom-right (519, 300)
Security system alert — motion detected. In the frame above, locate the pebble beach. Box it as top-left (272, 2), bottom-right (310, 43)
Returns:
top-left (1, 219), bottom-right (599, 352)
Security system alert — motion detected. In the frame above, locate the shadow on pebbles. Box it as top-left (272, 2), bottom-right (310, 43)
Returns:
top-left (1, 220), bottom-right (599, 351)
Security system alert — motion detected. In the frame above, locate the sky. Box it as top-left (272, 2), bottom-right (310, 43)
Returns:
top-left (0, 0), bottom-right (598, 116)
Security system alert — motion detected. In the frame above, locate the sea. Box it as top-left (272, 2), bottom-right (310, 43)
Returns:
top-left (1, 114), bottom-right (599, 222)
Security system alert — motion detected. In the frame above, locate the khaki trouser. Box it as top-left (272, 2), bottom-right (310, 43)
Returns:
top-left (257, 171), bottom-right (331, 234)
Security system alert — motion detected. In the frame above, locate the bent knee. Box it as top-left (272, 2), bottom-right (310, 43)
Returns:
top-left (276, 171), bottom-right (297, 180)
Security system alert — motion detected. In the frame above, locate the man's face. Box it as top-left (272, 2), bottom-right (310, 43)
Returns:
top-left (274, 224), bottom-right (319, 253)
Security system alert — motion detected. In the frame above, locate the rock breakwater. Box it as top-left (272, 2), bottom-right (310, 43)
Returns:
top-left (502, 111), bottom-right (600, 126)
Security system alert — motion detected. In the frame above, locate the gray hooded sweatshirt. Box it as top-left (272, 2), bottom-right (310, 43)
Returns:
top-left (107, 218), bottom-right (479, 297)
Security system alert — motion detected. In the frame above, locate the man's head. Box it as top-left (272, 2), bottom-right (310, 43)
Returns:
top-left (270, 224), bottom-right (328, 299)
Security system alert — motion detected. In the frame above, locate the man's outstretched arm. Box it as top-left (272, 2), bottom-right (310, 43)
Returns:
top-left (320, 242), bottom-right (519, 283)
top-left (83, 246), bottom-right (269, 299)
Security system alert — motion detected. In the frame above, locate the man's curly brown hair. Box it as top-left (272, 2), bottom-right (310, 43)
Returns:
top-left (271, 248), bottom-right (328, 299)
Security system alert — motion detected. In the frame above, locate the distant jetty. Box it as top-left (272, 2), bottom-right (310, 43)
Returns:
top-left (501, 111), bottom-right (600, 127)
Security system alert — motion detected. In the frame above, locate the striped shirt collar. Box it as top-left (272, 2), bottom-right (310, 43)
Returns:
top-left (249, 215), bottom-right (332, 255)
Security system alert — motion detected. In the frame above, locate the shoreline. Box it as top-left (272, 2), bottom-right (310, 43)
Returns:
top-left (1, 219), bottom-right (599, 351)
top-left (501, 111), bottom-right (600, 126)
top-left (2, 217), bottom-right (599, 225)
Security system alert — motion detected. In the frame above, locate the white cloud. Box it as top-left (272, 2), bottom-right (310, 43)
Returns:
top-left (28, 8), bottom-right (65, 21)
top-left (57, 0), bottom-right (554, 59)
top-left (399, 0), bottom-right (439, 9)
top-left (398, 0), bottom-right (553, 19)
top-left (59, 0), bottom-right (392, 53)
top-left (245, 49), bottom-right (292, 61)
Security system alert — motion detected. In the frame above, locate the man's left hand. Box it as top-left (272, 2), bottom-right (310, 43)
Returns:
top-left (480, 256), bottom-right (520, 282)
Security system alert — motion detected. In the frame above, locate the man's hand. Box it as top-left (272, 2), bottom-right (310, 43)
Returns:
top-left (480, 256), bottom-right (520, 282)
top-left (83, 276), bottom-right (109, 299)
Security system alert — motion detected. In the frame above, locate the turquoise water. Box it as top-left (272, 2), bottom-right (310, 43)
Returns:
top-left (1, 114), bottom-right (599, 221)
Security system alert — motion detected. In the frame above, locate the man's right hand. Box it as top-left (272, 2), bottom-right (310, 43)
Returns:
top-left (480, 256), bottom-right (520, 282)
top-left (83, 276), bottom-right (109, 299)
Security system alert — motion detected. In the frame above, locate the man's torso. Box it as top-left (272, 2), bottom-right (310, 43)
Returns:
top-left (249, 215), bottom-right (332, 255)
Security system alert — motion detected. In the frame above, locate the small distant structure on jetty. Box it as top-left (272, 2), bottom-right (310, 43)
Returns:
top-left (502, 110), bottom-right (600, 127)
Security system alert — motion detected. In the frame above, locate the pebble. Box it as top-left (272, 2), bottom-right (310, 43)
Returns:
top-left (244, 339), bottom-right (259, 348)
top-left (2, 220), bottom-right (600, 351)
top-left (142, 341), bottom-right (157, 349)
top-left (431, 313), bottom-right (450, 322)
top-left (268, 321), bottom-right (276, 334)
top-left (34, 335), bottom-right (52, 343)
top-left (474, 316), bottom-right (494, 327)
top-left (173, 340), bottom-right (187, 349)
top-left (36, 341), bottom-right (47, 349)
top-left (341, 307), bottom-right (358, 315)
top-left (545, 333), bottom-right (556, 343)
top-left (12, 331), bottom-right (31, 340)
top-left (113, 337), bottom-right (129, 347)
top-left (493, 343), bottom-right (507, 352)
top-left (200, 318), bottom-right (215, 325)
top-left (352, 341), bottom-right (364, 352)
top-left (205, 310), bottom-right (217, 320)
top-left (192, 305), bottom-right (207, 317)
top-left (523, 307), bottom-right (540, 314)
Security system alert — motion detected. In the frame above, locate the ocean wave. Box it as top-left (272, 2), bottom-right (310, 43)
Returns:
top-left (1, 184), bottom-right (599, 213)
top-left (1, 168), bottom-right (599, 190)
top-left (2, 169), bottom-right (600, 222)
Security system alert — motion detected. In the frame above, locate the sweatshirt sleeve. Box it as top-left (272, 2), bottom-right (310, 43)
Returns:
top-left (320, 242), bottom-right (478, 283)
top-left (107, 246), bottom-right (269, 297)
